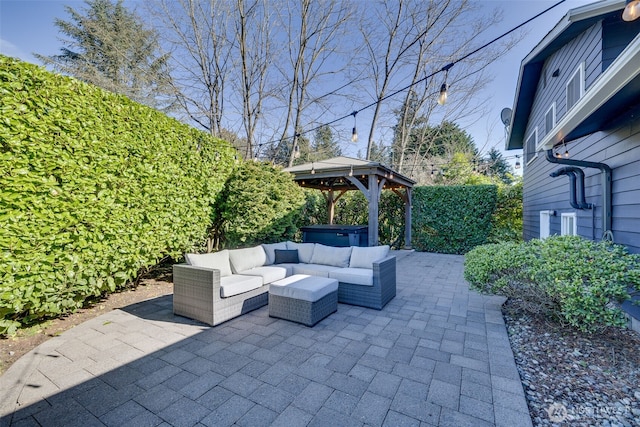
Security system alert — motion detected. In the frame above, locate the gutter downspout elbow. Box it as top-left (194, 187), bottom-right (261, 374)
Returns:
top-left (545, 150), bottom-right (612, 238)
top-left (549, 168), bottom-right (581, 209)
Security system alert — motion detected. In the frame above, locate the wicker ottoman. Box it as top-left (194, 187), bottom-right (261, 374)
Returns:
top-left (269, 275), bottom-right (338, 326)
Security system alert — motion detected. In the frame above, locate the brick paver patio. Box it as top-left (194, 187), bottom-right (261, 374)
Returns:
top-left (0, 251), bottom-right (532, 426)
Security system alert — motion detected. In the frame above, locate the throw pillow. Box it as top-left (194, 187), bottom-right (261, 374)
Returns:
top-left (274, 249), bottom-right (299, 264)
top-left (261, 242), bottom-right (288, 265)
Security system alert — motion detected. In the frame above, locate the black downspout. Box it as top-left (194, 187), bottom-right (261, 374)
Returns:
top-left (549, 168), bottom-right (581, 209)
top-left (545, 150), bottom-right (612, 240)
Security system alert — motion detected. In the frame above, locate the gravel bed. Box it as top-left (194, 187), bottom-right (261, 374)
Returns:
top-left (503, 300), bottom-right (640, 426)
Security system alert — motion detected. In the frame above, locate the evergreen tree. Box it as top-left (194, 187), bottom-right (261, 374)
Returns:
top-left (310, 125), bottom-right (341, 161)
top-left (484, 147), bottom-right (513, 184)
top-left (36, 0), bottom-right (175, 111)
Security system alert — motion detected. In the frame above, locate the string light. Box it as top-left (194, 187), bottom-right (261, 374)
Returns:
top-left (351, 111), bottom-right (358, 143)
top-left (311, 162), bottom-right (315, 174)
top-left (253, 0), bottom-right (567, 153)
top-left (293, 144), bottom-right (300, 159)
top-left (348, 165), bottom-right (353, 176)
top-left (437, 63), bottom-right (453, 106)
top-left (623, 0), bottom-right (640, 21)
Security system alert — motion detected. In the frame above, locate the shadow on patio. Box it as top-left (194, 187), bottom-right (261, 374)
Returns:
top-left (0, 252), bottom-right (531, 427)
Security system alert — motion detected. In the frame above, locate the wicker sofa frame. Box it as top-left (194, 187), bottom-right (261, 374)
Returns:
top-left (173, 265), bottom-right (269, 326)
top-left (172, 251), bottom-right (396, 326)
top-left (337, 256), bottom-right (396, 310)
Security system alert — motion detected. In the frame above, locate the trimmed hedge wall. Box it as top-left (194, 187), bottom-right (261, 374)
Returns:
top-left (0, 55), bottom-right (236, 334)
top-left (412, 185), bottom-right (497, 254)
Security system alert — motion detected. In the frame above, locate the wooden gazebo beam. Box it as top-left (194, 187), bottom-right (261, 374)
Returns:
top-left (283, 156), bottom-right (415, 247)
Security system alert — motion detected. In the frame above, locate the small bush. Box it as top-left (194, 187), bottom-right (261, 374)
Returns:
top-left (465, 236), bottom-right (640, 332)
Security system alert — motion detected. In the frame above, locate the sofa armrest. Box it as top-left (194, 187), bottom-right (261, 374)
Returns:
top-left (173, 264), bottom-right (221, 325)
top-left (373, 255), bottom-right (396, 304)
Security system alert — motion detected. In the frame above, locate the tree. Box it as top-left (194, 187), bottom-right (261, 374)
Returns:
top-left (151, 0), bottom-right (233, 136)
top-left (357, 0), bottom-right (517, 160)
top-left (483, 147), bottom-right (513, 184)
top-left (310, 125), bottom-right (341, 161)
top-left (37, 0), bottom-right (174, 111)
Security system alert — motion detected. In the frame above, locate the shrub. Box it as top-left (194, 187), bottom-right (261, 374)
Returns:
top-left (412, 185), bottom-right (497, 254)
top-left (465, 236), bottom-right (640, 332)
top-left (0, 55), bottom-right (235, 334)
top-left (214, 161), bottom-right (306, 248)
top-left (487, 180), bottom-right (523, 243)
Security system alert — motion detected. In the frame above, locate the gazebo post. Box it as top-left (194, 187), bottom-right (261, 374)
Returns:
top-left (327, 190), bottom-right (335, 225)
top-left (404, 187), bottom-right (412, 249)
top-left (368, 174), bottom-right (379, 246)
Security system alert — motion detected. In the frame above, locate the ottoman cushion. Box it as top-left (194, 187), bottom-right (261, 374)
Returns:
top-left (270, 274), bottom-right (338, 302)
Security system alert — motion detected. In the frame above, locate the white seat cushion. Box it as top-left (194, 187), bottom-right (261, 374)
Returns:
top-left (220, 275), bottom-right (263, 298)
top-left (349, 245), bottom-right (390, 269)
top-left (292, 263), bottom-right (339, 278)
top-left (329, 268), bottom-right (374, 287)
top-left (272, 263), bottom-right (297, 276)
top-left (228, 246), bottom-right (267, 273)
top-left (310, 244), bottom-right (352, 267)
top-left (185, 250), bottom-right (232, 277)
top-left (237, 266), bottom-right (287, 285)
top-left (286, 242), bottom-right (316, 263)
top-left (261, 242), bottom-right (288, 265)
top-left (270, 274), bottom-right (338, 302)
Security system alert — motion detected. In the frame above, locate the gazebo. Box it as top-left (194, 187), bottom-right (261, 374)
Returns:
top-left (283, 156), bottom-right (415, 248)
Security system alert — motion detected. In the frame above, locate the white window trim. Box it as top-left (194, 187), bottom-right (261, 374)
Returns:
top-left (561, 212), bottom-right (577, 236)
top-left (525, 127), bottom-right (538, 166)
top-left (566, 62), bottom-right (585, 112)
top-left (540, 210), bottom-right (553, 239)
top-left (545, 102), bottom-right (556, 135)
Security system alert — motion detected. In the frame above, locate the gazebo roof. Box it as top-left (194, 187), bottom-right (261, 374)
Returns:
top-left (283, 156), bottom-right (415, 191)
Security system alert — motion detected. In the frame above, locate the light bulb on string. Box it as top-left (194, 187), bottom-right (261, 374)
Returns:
top-left (437, 63), bottom-right (453, 106)
top-left (623, 0), bottom-right (640, 21)
top-left (351, 111), bottom-right (358, 143)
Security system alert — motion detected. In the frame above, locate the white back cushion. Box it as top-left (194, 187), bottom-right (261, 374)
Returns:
top-left (310, 244), bottom-right (352, 267)
top-left (349, 245), bottom-right (390, 269)
top-left (261, 242), bottom-right (288, 265)
top-left (228, 246), bottom-right (267, 273)
top-left (185, 250), bottom-right (232, 277)
top-left (286, 242), bottom-right (316, 264)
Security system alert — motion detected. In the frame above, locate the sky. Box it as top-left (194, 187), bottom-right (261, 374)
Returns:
top-left (0, 0), bottom-right (589, 171)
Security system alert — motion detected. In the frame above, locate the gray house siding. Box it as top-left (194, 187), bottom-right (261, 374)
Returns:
top-left (521, 19), bottom-right (640, 253)
top-left (602, 15), bottom-right (640, 71)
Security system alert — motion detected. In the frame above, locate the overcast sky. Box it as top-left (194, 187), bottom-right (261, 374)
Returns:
top-left (1, 0), bottom-right (589, 169)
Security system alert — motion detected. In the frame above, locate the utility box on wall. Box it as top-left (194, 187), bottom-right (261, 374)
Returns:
top-left (301, 225), bottom-right (369, 247)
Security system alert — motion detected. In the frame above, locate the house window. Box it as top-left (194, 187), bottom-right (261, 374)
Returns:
top-left (561, 212), bottom-right (577, 236)
top-left (566, 63), bottom-right (584, 111)
top-left (540, 210), bottom-right (553, 239)
top-left (525, 128), bottom-right (538, 164)
top-left (545, 103), bottom-right (556, 135)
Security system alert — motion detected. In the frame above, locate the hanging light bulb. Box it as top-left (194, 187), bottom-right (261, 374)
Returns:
top-left (515, 161), bottom-right (521, 169)
top-left (348, 165), bottom-right (353, 177)
top-left (311, 162), bottom-right (315, 174)
top-left (351, 111), bottom-right (358, 143)
top-left (438, 83), bottom-right (448, 106)
top-left (623, 0), bottom-right (640, 21)
top-left (563, 140), bottom-right (569, 158)
top-left (293, 144), bottom-right (300, 159)
top-left (437, 63), bottom-right (453, 106)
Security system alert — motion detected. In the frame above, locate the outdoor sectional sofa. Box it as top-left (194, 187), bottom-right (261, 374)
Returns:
top-left (173, 242), bottom-right (396, 326)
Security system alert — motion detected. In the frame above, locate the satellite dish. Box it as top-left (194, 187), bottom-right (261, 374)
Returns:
top-left (500, 108), bottom-right (512, 127)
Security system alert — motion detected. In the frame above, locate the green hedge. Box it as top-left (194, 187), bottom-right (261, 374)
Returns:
top-left (412, 185), bottom-right (497, 254)
top-left (213, 161), bottom-right (306, 248)
top-left (0, 55), bottom-right (235, 334)
top-left (465, 236), bottom-right (640, 332)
